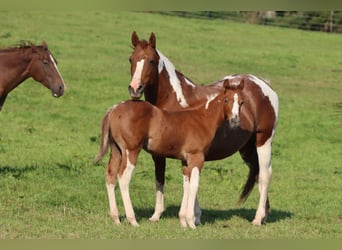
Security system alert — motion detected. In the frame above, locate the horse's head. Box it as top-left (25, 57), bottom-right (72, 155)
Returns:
top-left (223, 78), bottom-right (244, 128)
top-left (28, 41), bottom-right (66, 97)
top-left (128, 31), bottom-right (160, 100)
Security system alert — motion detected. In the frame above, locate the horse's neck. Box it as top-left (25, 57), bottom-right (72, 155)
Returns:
top-left (150, 70), bottom-right (211, 110)
top-left (0, 49), bottom-right (31, 93)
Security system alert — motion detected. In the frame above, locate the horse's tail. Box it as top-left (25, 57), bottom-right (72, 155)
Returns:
top-left (94, 107), bottom-right (114, 164)
top-left (237, 138), bottom-right (259, 205)
top-left (237, 162), bottom-right (259, 205)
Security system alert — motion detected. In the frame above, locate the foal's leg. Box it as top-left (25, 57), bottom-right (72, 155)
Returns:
top-left (118, 149), bottom-right (139, 226)
top-left (105, 148), bottom-right (121, 225)
top-left (149, 156), bottom-right (166, 222)
top-left (179, 156), bottom-right (203, 229)
top-left (253, 136), bottom-right (273, 225)
top-left (185, 166), bottom-right (201, 229)
top-left (179, 171), bottom-right (190, 228)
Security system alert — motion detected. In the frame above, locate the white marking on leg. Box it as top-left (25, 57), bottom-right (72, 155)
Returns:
top-left (130, 59), bottom-right (145, 92)
top-left (253, 136), bottom-right (273, 225)
top-left (149, 181), bottom-right (165, 222)
top-left (205, 93), bottom-right (219, 109)
top-left (179, 175), bottom-right (190, 228)
top-left (186, 167), bottom-right (200, 229)
top-left (157, 50), bottom-right (189, 107)
top-left (106, 182), bottom-right (120, 225)
top-left (118, 150), bottom-right (138, 226)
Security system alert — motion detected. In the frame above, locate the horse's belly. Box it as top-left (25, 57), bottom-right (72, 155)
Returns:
top-left (205, 123), bottom-right (252, 161)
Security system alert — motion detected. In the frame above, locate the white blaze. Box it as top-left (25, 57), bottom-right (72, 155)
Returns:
top-left (232, 93), bottom-right (240, 118)
top-left (49, 54), bottom-right (65, 86)
top-left (130, 59), bottom-right (145, 91)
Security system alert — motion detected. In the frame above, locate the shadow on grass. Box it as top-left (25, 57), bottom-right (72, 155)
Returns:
top-left (0, 165), bottom-right (37, 179)
top-left (134, 205), bottom-right (292, 225)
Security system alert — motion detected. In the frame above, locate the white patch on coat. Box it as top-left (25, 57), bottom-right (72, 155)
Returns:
top-left (157, 50), bottom-right (189, 108)
top-left (247, 74), bottom-right (279, 119)
top-left (205, 93), bottom-right (219, 109)
top-left (184, 77), bottom-right (196, 88)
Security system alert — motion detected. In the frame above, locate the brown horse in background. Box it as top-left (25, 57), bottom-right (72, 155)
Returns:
top-left (0, 41), bottom-right (66, 111)
top-left (128, 31), bottom-right (279, 226)
top-left (95, 79), bottom-right (244, 228)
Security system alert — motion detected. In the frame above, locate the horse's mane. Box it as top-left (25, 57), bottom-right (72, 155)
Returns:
top-left (0, 40), bottom-right (36, 52)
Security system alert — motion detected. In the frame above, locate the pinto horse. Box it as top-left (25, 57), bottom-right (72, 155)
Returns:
top-left (0, 41), bottom-right (66, 111)
top-left (128, 31), bottom-right (279, 226)
top-left (95, 79), bottom-right (244, 228)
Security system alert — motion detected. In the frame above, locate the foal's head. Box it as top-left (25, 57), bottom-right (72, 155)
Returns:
top-left (223, 78), bottom-right (244, 128)
top-left (28, 41), bottom-right (66, 97)
top-left (128, 31), bottom-right (159, 99)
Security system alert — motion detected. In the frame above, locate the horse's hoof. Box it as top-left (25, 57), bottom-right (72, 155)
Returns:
top-left (180, 218), bottom-right (188, 228)
top-left (149, 213), bottom-right (161, 222)
top-left (130, 221), bottom-right (139, 227)
top-left (188, 222), bottom-right (196, 229)
top-left (111, 215), bottom-right (121, 225)
top-left (251, 219), bottom-right (262, 226)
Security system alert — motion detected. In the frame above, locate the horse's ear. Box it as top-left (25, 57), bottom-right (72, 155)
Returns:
top-left (149, 32), bottom-right (156, 49)
top-left (223, 79), bottom-right (230, 90)
top-left (132, 31), bottom-right (139, 47)
top-left (29, 42), bottom-right (37, 53)
top-left (41, 40), bottom-right (48, 50)
top-left (238, 78), bottom-right (245, 89)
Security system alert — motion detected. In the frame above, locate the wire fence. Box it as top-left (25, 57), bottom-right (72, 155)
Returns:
top-left (157, 11), bottom-right (342, 34)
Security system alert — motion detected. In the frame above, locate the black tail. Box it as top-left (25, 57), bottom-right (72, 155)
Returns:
top-left (237, 136), bottom-right (259, 204)
top-left (237, 161), bottom-right (259, 205)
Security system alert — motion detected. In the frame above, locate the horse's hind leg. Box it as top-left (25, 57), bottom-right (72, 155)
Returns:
top-left (239, 136), bottom-right (270, 225)
top-left (105, 147), bottom-right (121, 225)
top-left (253, 135), bottom-right (273, 225)
top-left (149, 156), bottom-right (166, 222)
top-left (118, 149), bottom-right (139, 226)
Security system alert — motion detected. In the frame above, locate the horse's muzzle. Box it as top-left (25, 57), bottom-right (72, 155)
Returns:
top-left (229, 117), bottom-right (240, 128)
top-left (128, 84), bottom-right (144, 100)
top-left (51, 82), bottom-right (66, 97)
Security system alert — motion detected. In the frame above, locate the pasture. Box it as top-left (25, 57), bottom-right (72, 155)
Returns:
top-left (0, 11), bottom-right (341, 239)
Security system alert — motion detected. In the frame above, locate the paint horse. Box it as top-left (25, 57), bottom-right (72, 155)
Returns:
top-left (95, 79), bottom-right (244, 228)
top-left (128, 31), bottom-right (279, 226)
top-left (0, 41), bottom-right (66, 111)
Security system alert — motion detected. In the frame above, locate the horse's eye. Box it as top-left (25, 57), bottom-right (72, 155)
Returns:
top-left (149, 59), bottom-right (155, 64)
top-left (224, 98), bottom-right (229, 104)
top-left (43, 60), bottom-right (48, 65)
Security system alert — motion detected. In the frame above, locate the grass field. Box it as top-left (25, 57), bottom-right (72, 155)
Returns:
top-left (0, 11), bottom-right (341, 239)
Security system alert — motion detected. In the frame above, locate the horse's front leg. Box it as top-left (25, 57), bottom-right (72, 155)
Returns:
top-left (179, 156), bottom-right (204, 229)
top-left (118, 149), bottom-right (139, 226)
top-left (149, 156), bottom-right (166, 222)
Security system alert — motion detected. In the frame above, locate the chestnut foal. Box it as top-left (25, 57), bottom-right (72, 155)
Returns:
top-left (95, 79), bottom-right (244, 229)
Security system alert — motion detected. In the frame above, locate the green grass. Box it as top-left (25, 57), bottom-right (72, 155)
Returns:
top-left (0, 11), bottom-right (341, 239)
